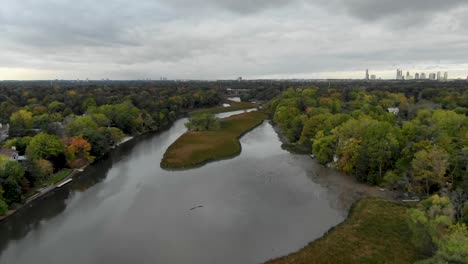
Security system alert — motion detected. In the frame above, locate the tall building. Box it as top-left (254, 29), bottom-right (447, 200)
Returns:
top-left (365, 69), bottom-right (369, 80)
top-left (396, 69), bottom-right (403, 80)
top-left (443, 72), bottom-right (448, 81)
top-left (429, 73), bottom-right (436, 80)
top-left (420, 73), bottom-right (426, 79)
top-left (415, 73), bottom-right (420, 79)
top-left (437, 71), bottom-right (441, 80)
top-left (406, 71), bottom-right (414, 80)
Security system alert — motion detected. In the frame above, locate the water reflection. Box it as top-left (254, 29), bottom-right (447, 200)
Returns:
top-left (0, 111), bottom-right (346, 264)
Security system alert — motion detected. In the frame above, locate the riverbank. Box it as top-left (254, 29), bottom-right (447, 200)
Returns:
top-left (266, 198), bottom-right (424, 264)
top-left (0, 168), bottom-right (78, 221)
top-left (161, 111), bottom-right (268, 169)
top-left (272, 122), bottom-right (400, 202)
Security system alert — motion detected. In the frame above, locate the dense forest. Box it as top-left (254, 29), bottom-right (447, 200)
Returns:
top-left (268, 85), bottom-right (467, 192)
top-left (0, 81), bottom-right (223, 215)
top-left (267, 85), bottom-right (468, 262)
top-left (1, 80), bottom-right (467, 261)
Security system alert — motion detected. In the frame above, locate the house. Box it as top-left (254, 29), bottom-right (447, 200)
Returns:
top-left (387, 107), bottom-right (399, 115)
top-left (0, 147), bottom-right (19, 161)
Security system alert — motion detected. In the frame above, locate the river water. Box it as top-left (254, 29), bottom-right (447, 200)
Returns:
top-left (0, 110), bottom-right (346, 264)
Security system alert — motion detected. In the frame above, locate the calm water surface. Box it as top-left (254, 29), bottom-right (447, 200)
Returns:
top-left (0, 110), bottom-right (345, 264)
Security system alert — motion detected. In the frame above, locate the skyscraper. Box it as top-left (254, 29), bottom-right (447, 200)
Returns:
top-left (443, 72), bottom-right (448, 81)
top-left (415, 73), bottom-right (420, 79)
top-left (396, 69), bottom-right (403, 80)
top-left (429, 73), bottom-right (436, 80)
top-left (420, 73), bottom-right (426, 79)
top-left (365, 69), bottom-right (369, 80)
top-left (437, 71), bottom-right (441, 80)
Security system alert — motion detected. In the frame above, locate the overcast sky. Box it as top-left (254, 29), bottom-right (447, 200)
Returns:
top-left (1, 0), bottom-right (468, 80)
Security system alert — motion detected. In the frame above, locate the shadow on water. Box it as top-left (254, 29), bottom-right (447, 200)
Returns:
top-left (0, 131), bottom-right (163, 254)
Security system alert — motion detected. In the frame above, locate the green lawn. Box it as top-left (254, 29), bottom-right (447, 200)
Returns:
top-left (42, 169), bottom-right (73, 187)
top-left (266, 198), bottom-right (425, 264)
top-left (161, 111), bottom-right (268, 169)
top-left (190, 101), bottom-right (256, 116)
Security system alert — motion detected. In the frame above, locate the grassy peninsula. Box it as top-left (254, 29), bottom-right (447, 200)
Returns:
top-left (161, 111), bottom-right (268, 169)
top-left (267, 198), bottom-right (424, 264)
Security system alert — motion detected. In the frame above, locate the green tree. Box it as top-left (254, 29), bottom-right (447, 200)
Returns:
top-left (103, 127), bottom-right (126, 146)
top-left (300, 113), bottom-right (350, 146)
top-left (91, 102), bottom-right (143, 134)
top-left (32, 114), bottom-right (51, 130)
top-left (82, 97), bottom-right (97, 111)
top-left (66, 116), bottom-right (99, 136)
top-left (26, 132), bottom-right (64, 161)
top-left (0, 192), bottom-right (8, 215)
top-left (34, 159), bottom-right (54, 180)
top-left (411, 146), bottom-right (449, 195)
top-left (409, 196), bottom-right (468, 263)
top-left (185, 113), bottom-right (221, 131)
top-left (312, 131), bottom-right (336, 164)
top-left (0, 161), bottom-right (25, 205)
top-left (48, 101), bottom-right (66, 113)
top-left (364, 122), bottom-right (401, 184)
top-left (408, 195), bottom-right (454, 253)
top-left (9, 109), bottom-right (33, 135)
top-left (434, 223), bottom-right (468, 262)
top-left (273, 106), bottom-right (302, 142)
top-left (81, 129), bottom-right (109, 157)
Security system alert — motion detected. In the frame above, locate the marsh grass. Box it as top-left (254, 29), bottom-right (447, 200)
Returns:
top-left (161, 111), bottom-right (267, 169)
top-left (266, 198), bottom-right (425, 264)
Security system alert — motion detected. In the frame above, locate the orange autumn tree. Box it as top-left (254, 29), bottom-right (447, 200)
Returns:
top-left (64, 135), bottom-right (95, 168)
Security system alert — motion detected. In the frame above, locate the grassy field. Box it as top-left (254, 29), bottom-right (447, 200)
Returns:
top-left (161, 111), bottom-right (268, 169)
top-left (190, 101), bottom-right (256, 116)
top-left (266, 198), bottom-right (424, 264)
top-left (41, 169), bottom-right (73, 187)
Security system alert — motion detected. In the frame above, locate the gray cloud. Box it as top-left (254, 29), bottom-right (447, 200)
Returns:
top-left (159, 0), bottom-right (294, 14)
top-left (320, 0), bottom-right (468, 28)
top-left (338, 0), bottom-right (466, 20)
top-left (0, 0), bottom-right (467, 80)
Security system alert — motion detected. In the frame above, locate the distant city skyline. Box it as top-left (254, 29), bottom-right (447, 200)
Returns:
top-left (1, 66), bottom-right (467, 81)
top-left (1, 0), bottom-right (468, 80)
top-left (394, 68), bottom-right (450, 81)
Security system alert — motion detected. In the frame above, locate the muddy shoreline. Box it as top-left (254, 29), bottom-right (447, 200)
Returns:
top-left (270, 121), bottom-right (399, 212)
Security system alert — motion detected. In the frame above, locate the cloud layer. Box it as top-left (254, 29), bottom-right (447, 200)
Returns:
top-left (1, 0), bottom-right (468, 79)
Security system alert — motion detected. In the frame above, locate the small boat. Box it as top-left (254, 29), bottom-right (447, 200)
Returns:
top-left (57, 178), bottom-right (73, 188)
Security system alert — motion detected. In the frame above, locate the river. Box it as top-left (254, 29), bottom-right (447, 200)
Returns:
top-left (0, 110), bottom-right (348, 264)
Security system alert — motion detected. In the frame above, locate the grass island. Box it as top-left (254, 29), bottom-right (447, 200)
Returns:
top-left (161, 111), bottom-right (268, 169)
